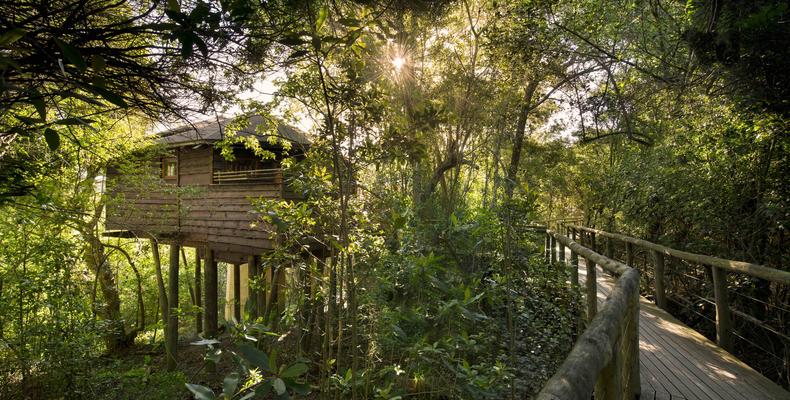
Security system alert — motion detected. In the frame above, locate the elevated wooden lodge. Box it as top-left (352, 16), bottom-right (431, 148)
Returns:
top-left (103, 116), bottom-right (316, 366)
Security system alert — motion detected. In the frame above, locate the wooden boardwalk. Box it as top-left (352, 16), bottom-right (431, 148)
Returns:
top-left (576, 262), bottom-right (790, 400)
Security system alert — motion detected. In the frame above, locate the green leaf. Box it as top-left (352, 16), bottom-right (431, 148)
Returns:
top-left (254, 379), bottom-right (273, 396)
top-left (272, 378), bottom-right (286, 395)
top-left (0, 28), bottom-right (26, 46)
top-left (14, 114), bottom-right (42, 125)
top-left (269, 349), bottom-right (277, 372)
top-left (89, 85), bottom-right (128, 108)
top-left (205, 348), bottom-right (222, 364)
top-left (287, 381), bottom-right (310, 395)
top-left (190, 339), bottom-right (221, 346)
top-left (278, 35), bottom-right (306, 46)
top-left (167, 0), bottom-right (180, 12)
top-left (29, 89), bottom-right (46, 120)
top-left (54, 117), bottom-right (94, 126)
top-left (281, 363), bottom-right (308, 378)
top-left (44, 128), bottom-right (60, 150)
top-left (315, 6), bottom-right (328, 31)
top-left (288, 50), bottom-right (309, 59)
top-left (194, 35), bottom-right (208, 57)
top-left (223, 372), bottom-right (240, 397)
top-left (185, 383), bottom-right (215, 400)
top-left (54, 39), bottom-right (86, 71)
top-left (280, 363), bottom-right (309, 378)
top-left (91, 55), bottom-right (106, 72)
top-left (237, 343), bottom-right (271, 372)
top-left (63, 91), bottom-right (104, 106)
top-left (180, 33), bottom-right (194, 59)
top-left (190, 2), bottom-right (210, 22)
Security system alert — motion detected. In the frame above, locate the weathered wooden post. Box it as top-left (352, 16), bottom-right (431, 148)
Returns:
top-left (558, 239), bottom-right (565, 264)
top-left (194, 253), bottom-right (202, 333)
top-left (712, 266), bottom-right (733, 351)
top-left (590, 231), bottom-right (597, 253)
top-left (232, 264), bottom-right (241, 322)
top-left (247, 255), bottom-right (258, 320)
top-left (606, 236), bottom-right (614, 260)
top-left (549, 235), bottom-right (556, 263)
top-left (585, 258), bottom-right (597, 322)
top-left (627, 275), bottom-right (641, 399)
top-left (166, 243), bottom-right (180, 371)
top-left (544, 233), bottom-right (551, 262)
top-left (652, 250), bottom-right (667, 309)
top-left (205, 249), bottom-right (218, 338)
top-left (569, 229), bottom-right (579, 287)
top-left (625, 242), bottom-right (634, 267)
top-left (256, 260), bottom-right (266, 319)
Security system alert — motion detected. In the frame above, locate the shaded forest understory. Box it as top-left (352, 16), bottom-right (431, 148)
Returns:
top-left (1, 0), bottom-right (788, 398)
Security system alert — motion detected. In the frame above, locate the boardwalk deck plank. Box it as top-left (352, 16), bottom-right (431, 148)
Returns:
top-left (572, 257), bottom-right (790, 400)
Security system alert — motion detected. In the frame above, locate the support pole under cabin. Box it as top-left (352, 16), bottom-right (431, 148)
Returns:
top-left (233, 264), bottom-right (241, 322)
top-left (256, 259), bottom-right (266, 320)
top-left (194, 253), bottom-right (202, 334)
top-left (205, 249), bottom-right (218, 339)
top-left (247, 255), bottom-right (259, 320)
top-left (166, 243), bottom-right (180, 371)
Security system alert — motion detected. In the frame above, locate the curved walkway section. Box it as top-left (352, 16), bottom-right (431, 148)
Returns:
top-left (577, 261), bottom-right (790, 400)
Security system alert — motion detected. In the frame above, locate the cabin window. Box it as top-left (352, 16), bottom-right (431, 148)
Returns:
top-left (162, 157), bottom-right (177, 179)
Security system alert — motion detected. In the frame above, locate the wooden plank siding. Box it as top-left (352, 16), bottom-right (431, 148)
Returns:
top-left (105, 146), bottom-right (292, 261)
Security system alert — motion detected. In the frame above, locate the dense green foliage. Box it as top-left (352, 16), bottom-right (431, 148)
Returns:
top-left (1, 0), bottom-right (788, 398)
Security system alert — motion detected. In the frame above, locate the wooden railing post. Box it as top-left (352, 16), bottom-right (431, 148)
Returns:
top-left (570, 229), bottom-right (579, 288)
top-left (558, 240), bottom-right (565, 264)
top-left (549, 235), bottom-right (556, 263)
top-left (625, 242), bottom-right (634, 267)
top-left (606, 236), bottom-right (614, 260)
top-left (652, 250), bottom-right (667, 310)
top-left (712, 266), bottom-right (733, 351)
top-left (585, 255), bottom-right (597, 322)
top-left (626, 279), bottom-right (641, 399)
top-left (590, 231), bottom-right (596, 252)
top-left (544, 233), bottom-right (551, 262)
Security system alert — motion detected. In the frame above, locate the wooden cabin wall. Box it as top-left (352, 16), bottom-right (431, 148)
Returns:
top-left (105, 162), bottom-right (179, 234)
top-left (105, 146), bottom-right (307, 261)
top-left (180, 183), bottom-right (279, 255)
top-left (178, 146), bottom-right (211, 185)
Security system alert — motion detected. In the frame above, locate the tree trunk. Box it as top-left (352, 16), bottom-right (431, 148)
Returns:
top-left (85, 235), bottom-right (125, 353)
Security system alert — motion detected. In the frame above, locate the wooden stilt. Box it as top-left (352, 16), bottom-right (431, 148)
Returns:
top-left (233, 264), bottom-right (241, 322)
top-left (166, 243), bottom-right (180, 371)
top-left (195, 253), bottom-right (202, 334)
top-left (247, 255), bottom-right (258, 320)
top-left (256, 260), bottom-right (266, 320)
top-left (205, 249), bottom-right (218, 339)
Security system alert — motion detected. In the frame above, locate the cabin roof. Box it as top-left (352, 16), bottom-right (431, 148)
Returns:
top-left (157, 116), bottom-right (310, 147)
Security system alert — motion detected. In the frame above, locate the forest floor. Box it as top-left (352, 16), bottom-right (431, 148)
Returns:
top-left (25, 334), bottom-right (237, 400)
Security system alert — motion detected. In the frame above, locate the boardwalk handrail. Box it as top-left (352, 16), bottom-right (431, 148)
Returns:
top-left (563, 224), bottom-right (790, 385)
top-left (565, 224), bottom-right (790, 284)
top-left (537, 229), bottom-right (640, 400)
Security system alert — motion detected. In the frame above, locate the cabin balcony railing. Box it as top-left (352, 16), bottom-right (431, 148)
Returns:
top-left (212, 168), bottom-right (282, 185)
